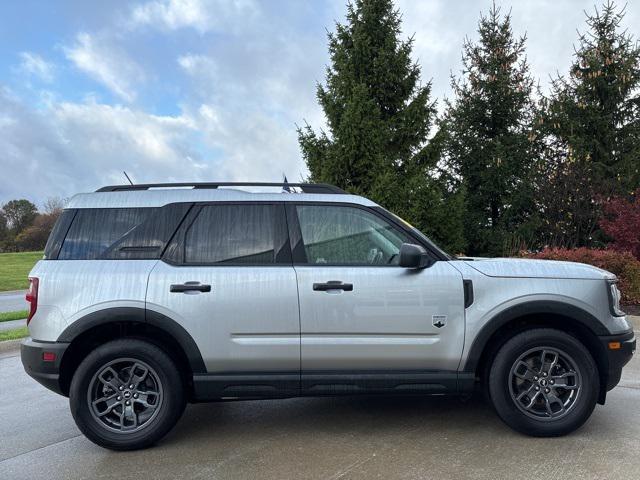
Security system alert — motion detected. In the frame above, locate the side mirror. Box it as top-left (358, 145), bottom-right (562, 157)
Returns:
top-left (399, 243), bottom-right (433, 269)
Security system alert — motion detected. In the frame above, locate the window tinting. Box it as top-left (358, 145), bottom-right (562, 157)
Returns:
top-left (58, 208), bottom-right (154, 260)
top-left (44, 209), bottom-right (76, 259)
top-left (184, 204), bottom-right (279, 264)
top-left (295, 205), bottom-right (409, 265)
top-left (102, 203), bottom-right (191, 260)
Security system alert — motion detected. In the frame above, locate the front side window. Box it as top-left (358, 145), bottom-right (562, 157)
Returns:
top-left (184, 204), bottom-right (279, 264)
top-left (295, 205), bottom-right (410, 265)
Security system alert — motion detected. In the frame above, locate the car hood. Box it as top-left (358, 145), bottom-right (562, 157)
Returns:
top-left (461, 257), bottom-right (615, 280)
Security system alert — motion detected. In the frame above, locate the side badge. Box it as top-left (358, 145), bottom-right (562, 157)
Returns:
top-left (432, 315), bottom-right (447, 329)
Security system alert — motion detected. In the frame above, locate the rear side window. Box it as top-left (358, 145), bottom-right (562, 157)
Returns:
top-left (183, 204), bottom-right (284, 264)
top-left (58, 208), bottom-right (154, 260)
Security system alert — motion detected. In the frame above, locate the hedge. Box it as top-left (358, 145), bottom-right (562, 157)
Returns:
top-left (520, 247), bottom-right (640, 305)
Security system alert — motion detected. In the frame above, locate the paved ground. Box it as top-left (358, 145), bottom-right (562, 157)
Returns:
top-left (0, 319), bottom-right (25, 332)
top-left (0, 291), bottom-right (27, 313)
top-left (0, 339), bottom-right (638, 480)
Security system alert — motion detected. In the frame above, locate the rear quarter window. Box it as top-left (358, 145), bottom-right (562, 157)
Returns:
top-left (58, 208), bottom-right (155, 260)
top-left (43, 209), bottom-right (76, 259)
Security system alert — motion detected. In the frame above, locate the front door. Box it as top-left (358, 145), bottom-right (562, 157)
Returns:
top-left (289, 204), bottom-right (465, 390)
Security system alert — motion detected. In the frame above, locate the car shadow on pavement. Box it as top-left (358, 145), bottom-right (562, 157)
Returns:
top-left (164, 393), bottom-right (507, 447)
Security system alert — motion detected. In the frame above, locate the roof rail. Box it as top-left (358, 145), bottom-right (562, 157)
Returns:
top-left (96, 182), bottom-right (347, 194)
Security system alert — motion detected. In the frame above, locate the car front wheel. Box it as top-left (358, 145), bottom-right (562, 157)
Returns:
top-left (69, 338), bottom-right (186, 450)
top-left (488, 328), bottom-right (599, 437)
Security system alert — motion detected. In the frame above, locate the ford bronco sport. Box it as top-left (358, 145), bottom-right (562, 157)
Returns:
top-left (21, 182), bottom-right (635, 450)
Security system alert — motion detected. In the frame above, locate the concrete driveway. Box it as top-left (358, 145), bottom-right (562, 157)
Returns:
top-left (1, 342), bottom-right (639, 480)
top-left (0, 291), bottom-right (27, 313)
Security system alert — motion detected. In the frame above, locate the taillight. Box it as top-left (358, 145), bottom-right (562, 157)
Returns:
top-left (26, 277), bottom-right (39, 325)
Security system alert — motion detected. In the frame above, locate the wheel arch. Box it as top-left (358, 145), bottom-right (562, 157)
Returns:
top-left (57, 307), bottom-right (206, 397)
top-left (465, 301), bottom-right (610, 404)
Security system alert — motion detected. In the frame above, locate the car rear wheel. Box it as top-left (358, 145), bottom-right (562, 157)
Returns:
top-left (488, 328), bottom-right (599, 436)
top-left (69, 339), bottom-right (186, 450)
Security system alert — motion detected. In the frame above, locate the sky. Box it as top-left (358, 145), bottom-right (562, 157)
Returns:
top-left (0, 0), bottom-right (638, 207)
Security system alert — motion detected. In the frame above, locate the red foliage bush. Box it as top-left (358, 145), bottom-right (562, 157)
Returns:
top-left (521, 247), bottom-right (640, 305)
top-left (600, 189), bottom-right (640, 260)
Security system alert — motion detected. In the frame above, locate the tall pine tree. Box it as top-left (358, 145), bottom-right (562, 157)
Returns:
top-left (539, 1), bottom-right (640, 248)
top-left (441, 5), bottom-right (539, 256)
top-left (298, 0), bottom-right (466, 252)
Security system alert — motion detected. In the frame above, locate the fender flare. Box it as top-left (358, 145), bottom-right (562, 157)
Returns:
top-left (462, 300), bottom-right (608, 373)
top-left (58, 307), bottom-right (206, 373)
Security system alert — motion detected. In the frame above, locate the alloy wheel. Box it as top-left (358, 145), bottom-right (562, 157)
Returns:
top-left (88, 358), bottom-right (164, 433)
top-left (508, 346), bottom-right (582, 421)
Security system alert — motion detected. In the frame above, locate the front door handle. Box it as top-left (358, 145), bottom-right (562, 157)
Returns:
top-left (313, 281), bottom-right (353, 292)
top-left (170, 282), bottom-right (211, 293)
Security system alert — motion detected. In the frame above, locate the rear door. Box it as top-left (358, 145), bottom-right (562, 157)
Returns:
top-left (145, 202), bottom-right (300, 395)
top-left (288, 203), bottom-right (465, 386)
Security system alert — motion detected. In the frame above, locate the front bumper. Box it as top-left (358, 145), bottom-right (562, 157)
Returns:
top-left (21, 337), bottom-right (69, 396)
top-left (600, 330), bottom-right (636, 391)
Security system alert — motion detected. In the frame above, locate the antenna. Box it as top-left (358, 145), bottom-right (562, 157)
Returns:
top-left (123, 171), bottom-right (134, 185)
top-left (282, 174), bottom-right (292, 193)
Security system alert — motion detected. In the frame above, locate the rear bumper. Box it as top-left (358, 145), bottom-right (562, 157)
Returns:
top-left (600, 330), bottom-right (636, 391)
top-left (21, 337), bottom-right (69, 396)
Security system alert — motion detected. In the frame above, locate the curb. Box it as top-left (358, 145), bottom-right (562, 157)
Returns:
top-left (0, 338), bottom-right (23, 355)
top-left (0, 318), bottom-right (27, 331)
top-left (0, 290), bottom-right (27, 296)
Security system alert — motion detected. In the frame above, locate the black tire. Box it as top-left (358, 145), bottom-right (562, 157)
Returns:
top-left (488, 328), bottom-right (599, 437)
top-left (69, 339), bottom-right (186, 450)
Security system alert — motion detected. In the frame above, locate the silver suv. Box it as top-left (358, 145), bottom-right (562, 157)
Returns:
top-left (21, 182), bottom-right (635, 450)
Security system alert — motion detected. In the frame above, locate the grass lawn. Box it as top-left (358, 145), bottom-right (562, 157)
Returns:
top-left (0, 310), bottom-right (28, 322)
top-left (0, 326), bottom-right (28, 341)
top-left (0, 251), bottom-right (43, 291)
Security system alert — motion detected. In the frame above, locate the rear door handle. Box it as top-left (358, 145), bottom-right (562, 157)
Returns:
top-left (170, 282), bottom-right (211, 293)
top-left (313, 281), bottom-right (353, 292)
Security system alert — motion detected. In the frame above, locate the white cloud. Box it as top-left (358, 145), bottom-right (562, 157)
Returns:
top-left (17, 52), bottom-right (55, 83)
top-left (130, 0), bottom-right (258, 34)
top-left (177, 53), bottom-right (216, 76)
top-left (169, 4), bottom-right (337, 184)
top-left (1, 2), bottom-right (338, 204)
top-left (176, 41), bottom-right (326, 182)
top-left (54, 101), bottom-right (196, 163)
top-left (64, 33), bottom-right (144, 102)
top-left (191, 103), bottom-right (301, 182)
top-left (0, 90), bottom-right (210, 204)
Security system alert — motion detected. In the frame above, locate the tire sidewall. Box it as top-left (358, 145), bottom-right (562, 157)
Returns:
top-left (70, 339), bottom-right (185, 450)
top-left (489, 329), bottom-right (599, 437)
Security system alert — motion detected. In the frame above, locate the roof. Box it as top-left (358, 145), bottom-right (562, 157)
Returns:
top-left (66, 186), bottom-right (378, 209)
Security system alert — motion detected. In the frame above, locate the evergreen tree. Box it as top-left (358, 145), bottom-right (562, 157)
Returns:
top-left (441, 5), bottom-right (539, 256)
top-left (539, 1), bottom-right (640, 247)
top-left (298, 0), bottom-right (466, 252)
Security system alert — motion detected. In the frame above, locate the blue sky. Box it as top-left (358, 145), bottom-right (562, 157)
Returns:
top-left (1, 0), bottom-right (639, 206)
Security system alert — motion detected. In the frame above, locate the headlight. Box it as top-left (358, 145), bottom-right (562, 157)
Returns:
top-left (607, 280), bottom-right (626, 317)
